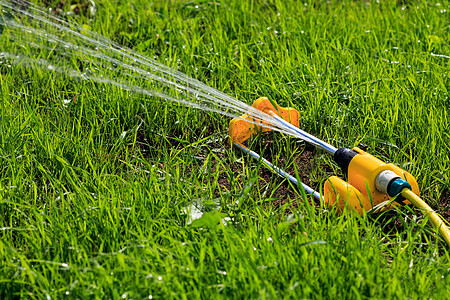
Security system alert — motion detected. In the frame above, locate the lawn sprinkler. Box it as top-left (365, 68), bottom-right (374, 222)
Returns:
top-left (229, 97), bottom-right (450, 247)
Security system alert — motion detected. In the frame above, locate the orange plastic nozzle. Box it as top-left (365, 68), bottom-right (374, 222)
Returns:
top-left (228, 97), bottom-right (299, 145)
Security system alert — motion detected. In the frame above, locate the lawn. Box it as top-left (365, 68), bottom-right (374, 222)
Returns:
top-left (1, 0), bottom-right (449, 298)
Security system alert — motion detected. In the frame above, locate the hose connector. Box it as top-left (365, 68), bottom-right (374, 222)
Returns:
top-left (375, 170), bottom-right (412, 197)
top-left (388, 178), bottom-right (412, 197)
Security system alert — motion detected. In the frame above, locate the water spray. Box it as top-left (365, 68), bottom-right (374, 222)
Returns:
top-left (0, 0), bottom-right (307, 139)
top-left (229, 98), bottom-right (450, 247)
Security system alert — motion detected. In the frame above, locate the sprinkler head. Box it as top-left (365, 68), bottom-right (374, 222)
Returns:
top-left (228, 97), bottom-right (299, 144)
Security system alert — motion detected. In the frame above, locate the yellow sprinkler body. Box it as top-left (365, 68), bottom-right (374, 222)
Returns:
top-left (324, 146), bottom-right (420, 215)
top-left (229, 98), bottom-right (450, 247)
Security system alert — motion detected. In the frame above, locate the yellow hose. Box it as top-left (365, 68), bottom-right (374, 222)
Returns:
top-left (401, 189), bottom-right (450, 247)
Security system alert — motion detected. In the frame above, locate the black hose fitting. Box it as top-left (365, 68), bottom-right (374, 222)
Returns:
top-left (333, 148), bottom-right (358, 176)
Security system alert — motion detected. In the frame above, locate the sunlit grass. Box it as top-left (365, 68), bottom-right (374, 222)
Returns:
top-left (1, 0), bottom-right (449, 298)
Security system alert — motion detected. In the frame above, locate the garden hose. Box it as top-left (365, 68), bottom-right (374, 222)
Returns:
top-left (401, 189), bottom-right (450, 247)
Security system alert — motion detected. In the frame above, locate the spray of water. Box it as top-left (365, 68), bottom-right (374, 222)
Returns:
top-left (0, 0), bottom-right (322, 146)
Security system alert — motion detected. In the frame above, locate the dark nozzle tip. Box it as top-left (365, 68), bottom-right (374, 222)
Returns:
top-left (333, 148), bottom-right (358, 176)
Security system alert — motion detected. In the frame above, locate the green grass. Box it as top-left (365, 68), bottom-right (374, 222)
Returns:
top-left (1, 0), bottom-right (450, 298)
